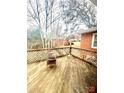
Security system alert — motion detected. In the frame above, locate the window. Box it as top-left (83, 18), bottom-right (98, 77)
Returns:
top-left (91, 33), bottom-right (97, 48)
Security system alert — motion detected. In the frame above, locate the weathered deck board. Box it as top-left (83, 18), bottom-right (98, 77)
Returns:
top-left (27, 55), bottom-right (96, 93)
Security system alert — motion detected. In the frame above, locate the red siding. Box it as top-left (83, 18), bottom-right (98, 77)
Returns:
top-left (81, 33), bottom-right (97, 51)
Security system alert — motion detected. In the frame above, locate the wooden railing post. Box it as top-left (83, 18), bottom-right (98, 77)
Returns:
top-left (69, 46), bottom-right (72, 54)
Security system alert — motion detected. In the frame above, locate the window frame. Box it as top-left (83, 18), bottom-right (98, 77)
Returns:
top-left (91, 33), bottom-right (97, 48)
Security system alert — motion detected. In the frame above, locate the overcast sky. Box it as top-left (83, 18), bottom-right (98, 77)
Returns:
top-left (27, 0), bottom-right (96, 39)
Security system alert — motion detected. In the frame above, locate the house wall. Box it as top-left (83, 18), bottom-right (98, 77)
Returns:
top-left (81, 32), bottom-right (97, 51)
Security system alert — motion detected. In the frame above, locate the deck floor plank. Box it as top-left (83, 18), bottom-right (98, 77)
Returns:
top-left (27, 55), bottom-right (96, 93)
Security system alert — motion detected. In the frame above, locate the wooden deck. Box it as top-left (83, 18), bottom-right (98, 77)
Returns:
top-left (27, 55), bottom-right (96, 93)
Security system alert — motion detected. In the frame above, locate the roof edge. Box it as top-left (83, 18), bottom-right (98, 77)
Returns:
top-left (81, 27), bottom-right (97, 34)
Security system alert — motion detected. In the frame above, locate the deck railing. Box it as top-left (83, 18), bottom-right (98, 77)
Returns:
top-left (71, 47), bottom-right (97, 66)
top-left (27, 46), bottom-right (97, 66)
top-left (27, 47), bottom-right (70, 63)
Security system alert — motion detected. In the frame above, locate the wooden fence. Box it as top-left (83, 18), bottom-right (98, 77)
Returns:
top-left (27, 47), bottom-right (70, 63)
top-left (71, 47), bottom-right (97, 67)
top-left (27, 46), bottom-right (97, 66)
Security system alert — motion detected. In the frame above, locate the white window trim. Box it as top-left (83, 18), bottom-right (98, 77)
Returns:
top-left (91, 33), bottom-right (97, 48)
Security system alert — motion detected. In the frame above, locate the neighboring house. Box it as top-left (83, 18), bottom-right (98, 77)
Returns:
top-left (80, 27), bottom-right (97, 51)
top-left (51, 39), bottom-right (69, 47)
top-left (70, 39), bottom-right (81, 48)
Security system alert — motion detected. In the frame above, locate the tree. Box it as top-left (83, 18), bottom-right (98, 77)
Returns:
top-left (27, 0), bottom-right (97, 49)
top-left (59, 0), bottom-right (97, 29)
top-left (27, 0), bottom-right (62, 48)
top-left (27, 0), bottom-right (44, 48)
